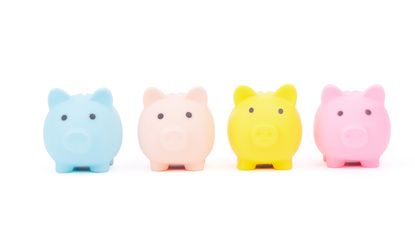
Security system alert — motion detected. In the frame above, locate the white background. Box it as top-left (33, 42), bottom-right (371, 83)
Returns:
top-left (1, 1), bottom-right (414, 232)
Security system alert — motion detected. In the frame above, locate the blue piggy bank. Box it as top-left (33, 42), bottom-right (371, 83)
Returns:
top-left (44, 88), bottom-right (123, 173)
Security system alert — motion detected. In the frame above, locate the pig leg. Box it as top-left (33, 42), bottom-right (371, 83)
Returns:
top-left (360, 160), bottom-right (379, 168)
top-left (326, 158), bottom-right (345, 168)
top-left (237, 159), bottom-right (256, 170)
top-left (185, 162), bottom-right (205, 171)
top-left (56, 164), bottom-right (74, 173)
top-left (150, 162), bottom-right (169, 171)
top-left (273, 160), bottom-right (292, 170)
top-left (90, 164), bottom-right (110, 173)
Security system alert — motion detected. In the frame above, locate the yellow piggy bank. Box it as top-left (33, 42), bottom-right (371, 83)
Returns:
top-left (228, 84), bottom-right (302, 170)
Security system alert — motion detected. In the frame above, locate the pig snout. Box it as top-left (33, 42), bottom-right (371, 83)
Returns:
top-left (63, 130), bottom-right (92, 154)
top-left (341, 126), bottom-right (368, 148)
top-left (160, 126), bottom-right (189, 151)
top-left (251, 125), bottom-right (278, 147)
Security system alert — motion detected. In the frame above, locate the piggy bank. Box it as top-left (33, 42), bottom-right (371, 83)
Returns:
top-left (44, 88), bottom-right (123, 173)
top-left (228, 84), bottom-right (302, 170)
top-left (138, 87), bottom-right (215, 171)
top-left (314, 85), bottom-right (391, 168)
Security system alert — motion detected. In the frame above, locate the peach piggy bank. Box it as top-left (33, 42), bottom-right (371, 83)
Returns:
top-left (228, 84), bottom-right (302, 170)
top-left (138, 87), bottom-right (215, 171)
top-left (314, 85), bottom-right (391, 168)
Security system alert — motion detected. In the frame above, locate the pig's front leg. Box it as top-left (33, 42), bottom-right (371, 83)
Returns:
top-left (360, 159), bottom-right (379, 168)
top-left (55, 164), bottom-right (74, 173)
top-left (90, 164), bottom-right (110, 173)
top-left (150, 162), bottom-right (169, 171)
top-left (185, 162), bottom-right (205, 171)
top-left (325, 157), bottom-right (345, 168)
top-left (273, 160), bottom-right (292, 170)
top-left (237, 159), bottom-right (256, 170)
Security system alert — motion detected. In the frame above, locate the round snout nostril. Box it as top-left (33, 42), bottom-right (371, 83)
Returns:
top-left (63, 130), bottom-right (91, 154)
top-left (251, 125), bottom-right (278, 147)
top-left (341, 126), bottom-right (368, 148)
top-left (254, 126), bottom-right (276, 137)
top-left (160, 127), bottom-right (189, 151)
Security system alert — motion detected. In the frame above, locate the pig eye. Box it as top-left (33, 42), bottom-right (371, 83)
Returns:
top-left (249, 107), bottom-right (254, 113)
top-left (61, 115), bottom-right (68, 121)
top-left (365, 109), bottom-right (372, 116)
top-left (157, 113), bottom-right (164, 120)
top-left (186, 112), bottom-right (192, 118)
top-left (89, 113), bottom-right (96, 120)
top-left (278, 108), bottom-right (284, 114)
top-left (337, 111), bottom-right (343, 116)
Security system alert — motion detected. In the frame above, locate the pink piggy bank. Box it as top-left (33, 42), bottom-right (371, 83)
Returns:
top-left (314, 85), bottom-right (391, 168)
top-left (138, 87), bottom-right (215, 171)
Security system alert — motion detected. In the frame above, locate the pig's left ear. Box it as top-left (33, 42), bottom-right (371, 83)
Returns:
top-left (186, 87), bottom-right (208, 105)
top-left (234, 85), bottom-right (256, 106)
top-left (275, 84), bottom-right (297, 105)
top-left (322, 85), bottom-right (342, 104)
top-left (91, 88), bottom-right (113, 107)
top-left (48, 89), bottom-right (70, 109)
top-left (143, 88), bottom-right (165, 107)
top-left (364, 85), bottom-right (385, 104)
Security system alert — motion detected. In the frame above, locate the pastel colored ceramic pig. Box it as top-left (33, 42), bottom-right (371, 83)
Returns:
top-left (44, 89), bottom-right (123, 173)
top-left (138, 87), bottom-right (215, 171)
top-left (314, 85), bottom-right (391, 168)
top-left (228, 84), bottom-right (302, 170)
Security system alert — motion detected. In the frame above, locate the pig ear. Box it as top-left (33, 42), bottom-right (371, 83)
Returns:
top-left (91, 88), bottom-right (113, 107)
top-left (143, 88), bottom-right (165, 107)
top-left (186, 87), bottom-right (208, 105)
top-left (234, 85), bottom-right (256, 105)
top-left (275, 84), bottom-right (297, 105)
top-left (48, 89), bottom-right (70, 109)
top-left (364, 85), bottom-right (385, 104)
top-left (322, 85), bottom-right (342, 104)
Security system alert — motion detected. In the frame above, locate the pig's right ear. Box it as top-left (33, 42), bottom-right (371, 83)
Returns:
top-left (234, 85), bottom-right (256, 105)
top-left (143, 88), bottom-right (165, 107)
top-left (322, 85), bottom-right (342, 104)
top-left (364, 85), bottom-right (385, 105)
top-left (48, 89), bottom-right (70, 109)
